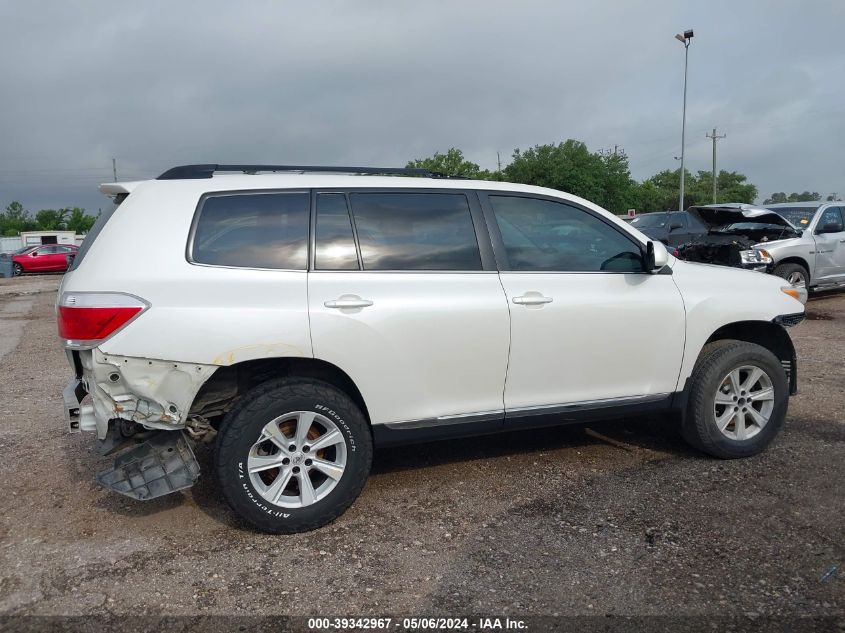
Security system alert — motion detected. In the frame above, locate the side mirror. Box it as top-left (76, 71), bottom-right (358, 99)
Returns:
top-left (30, 251), bottom-right (38, 257)
top-left (817, 222), bottom-right (843, 234)
top-left (645, 240), bottom-right (669, 272)
top-left (668, 221), bottom-right (684, 231)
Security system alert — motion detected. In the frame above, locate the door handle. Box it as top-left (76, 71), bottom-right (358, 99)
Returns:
top-left (512, 294), bottom-right (553, 305)
top-left (324, 297), bottom-right (373, 309)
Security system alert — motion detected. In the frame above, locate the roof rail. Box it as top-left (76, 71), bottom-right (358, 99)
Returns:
top-left (156, 164), bottom-right (461, 180)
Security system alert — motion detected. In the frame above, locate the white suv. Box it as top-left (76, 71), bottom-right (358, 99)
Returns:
top-left (59, 164), bottom-right (806, 533)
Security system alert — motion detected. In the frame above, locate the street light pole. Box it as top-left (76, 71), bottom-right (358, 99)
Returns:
top-left (675, 30), bottom-right (694, 212)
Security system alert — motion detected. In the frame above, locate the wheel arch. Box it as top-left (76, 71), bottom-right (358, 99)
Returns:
top-left (673, 319), bottom-right (797, 416)
top-left (703, 320), bottom-right (797, 395)
top-left (774, 257), bottom-right (812, 284)
top-left (189, 356), bottom-right (371, 426)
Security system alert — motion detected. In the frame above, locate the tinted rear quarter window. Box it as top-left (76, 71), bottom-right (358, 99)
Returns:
top-left (348, 192), bottom-right (482, 271)
top-left (191, 192), bottom-right (310, 269)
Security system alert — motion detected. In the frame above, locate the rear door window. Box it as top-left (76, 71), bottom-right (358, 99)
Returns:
top-left (348, 192), bottom-right (482, 271)
top-left (191, 192), bottom-right (310, 269)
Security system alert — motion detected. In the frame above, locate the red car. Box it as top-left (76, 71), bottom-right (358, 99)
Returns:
top-left (12, 244), bottom-right (79, 276)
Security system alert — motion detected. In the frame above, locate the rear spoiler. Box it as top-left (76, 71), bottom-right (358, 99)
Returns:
top-left (98, 182), bottom-right (143, 197)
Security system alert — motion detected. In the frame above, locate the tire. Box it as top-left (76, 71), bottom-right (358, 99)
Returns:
top-left (773, 262), bottom-right (809, 290)
top-left (682, 340), bottom-right (789, 459)
top-left (12, 262), bottom-right (22, 276)
top-left (214, 378), bottom-right (372, 533)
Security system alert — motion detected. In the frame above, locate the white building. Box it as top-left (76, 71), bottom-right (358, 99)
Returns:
top-left (0, 231), bottom-right (85, 253)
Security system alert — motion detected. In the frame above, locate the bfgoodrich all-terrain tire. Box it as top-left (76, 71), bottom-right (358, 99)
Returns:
top-left (682, 340), bottom-right (789, 459)
top-left (215, 378), bottom-right (372, 533)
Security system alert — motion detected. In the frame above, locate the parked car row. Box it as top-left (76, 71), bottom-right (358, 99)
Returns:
top-left (630, 201), bottom-right (845, 292)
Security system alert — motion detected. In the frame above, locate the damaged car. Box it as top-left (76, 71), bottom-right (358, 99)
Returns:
top-left (672, 205), bottom-right (800, 272)
top-left (60, 164), bottom-right (806, 533)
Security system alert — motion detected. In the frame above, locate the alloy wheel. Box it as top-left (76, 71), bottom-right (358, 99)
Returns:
top-left (786, 271), bottom-right (806, 288)
top-left (713, 365), bottom-right (775, 441)
top-left (247, 411), bottom-right (347, 508)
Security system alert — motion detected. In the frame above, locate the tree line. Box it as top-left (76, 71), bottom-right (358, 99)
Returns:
top-left (407, 142), bottom-right (806, 214)
top-left (0, 202), bottom-right (97, 237)
top-left (2, 142), bottom-right (829, 232)
top-left (763, 191), bottom-right (837, 204)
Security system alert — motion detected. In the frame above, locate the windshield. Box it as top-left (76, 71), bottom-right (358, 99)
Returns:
top-left (12, 246), bottom-right (37, 255)
top-left (630, 213), bottom-right (668, 228)
top-left (764, 206), bottom-right (817, 229)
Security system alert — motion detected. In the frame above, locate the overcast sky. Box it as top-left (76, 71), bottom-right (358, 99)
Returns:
top-left (1, 1), bottom-right (843, 214)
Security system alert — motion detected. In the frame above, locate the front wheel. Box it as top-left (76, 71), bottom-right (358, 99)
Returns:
top-left (12, 262), bottom-right (23, 276)
top-left (682, 341), bottom-right (789, 459)
top-left (773, 262), bottom-right (809, 290)
top-left (215, 379), bottom-right (373, 533)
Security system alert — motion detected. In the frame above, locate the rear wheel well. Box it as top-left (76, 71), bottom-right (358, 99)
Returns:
top-left (703, 320), bottom-right (796, 393)
top-left (189, 357), bottom-right (370, 426)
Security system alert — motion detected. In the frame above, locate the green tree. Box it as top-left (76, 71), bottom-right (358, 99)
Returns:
top-left (764, 192), bottom-right (788, 204)
top-left (596, 149), bottom-right (636, 214)
top-left (34, 208), bottom-right (69, 230)
top-left (66, 207), bottom-right (97, 233)
top-left (406, 148), bottom-right (492, 179)
top-left (764, 191), bottom-right (820, 204)
top-left (692, 170), bottom-right (757, 205)
top-left (0, 201), bottom-right (37, 236)
top-left (503, 140), bottom-right (637, 213)
top-left (629, 180), bottom-right (665, 213)
top-left (505, 140), bottom-right (602, 203)
top-left (404, 140), bottom-right (759, 215)
top-left (633, 169), bottom-right (695, 211)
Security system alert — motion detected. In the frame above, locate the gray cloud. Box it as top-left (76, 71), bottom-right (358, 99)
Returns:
top-left (1, 0), bottom-right (843, 213)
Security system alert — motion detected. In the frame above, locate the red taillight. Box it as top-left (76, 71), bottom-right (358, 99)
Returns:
top-left (57, 293), bottom-right (147, 348)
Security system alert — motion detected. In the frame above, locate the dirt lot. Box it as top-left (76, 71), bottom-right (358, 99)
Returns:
top-left (0, 275), bottom-right (842, 626)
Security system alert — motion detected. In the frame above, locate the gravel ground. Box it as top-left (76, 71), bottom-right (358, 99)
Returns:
top-left (0, 276), bottom-right (842, 627)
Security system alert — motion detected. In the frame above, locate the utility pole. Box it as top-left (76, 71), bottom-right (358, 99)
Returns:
top-left (706, 128), bottom-right (726, 203)
top-left (112, 158), bottom-right (118, 181)
top-left (496, 151), bottom-right (502, 172)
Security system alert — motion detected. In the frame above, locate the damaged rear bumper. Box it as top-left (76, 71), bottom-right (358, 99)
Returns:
top-left (63, 349), bottom-right (217, 500)
top-left (96, 431), bottom-right (200, 500)
top-left (64, 349), bottom-right (217, 439)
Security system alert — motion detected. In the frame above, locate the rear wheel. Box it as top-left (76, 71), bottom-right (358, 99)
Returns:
top-left (12, 262), bottom-right (22, 276)
top-left (773, 262), bottom-right (809, 291)
top-left (682, 341), bottom-right (788, 458)
top-left (215, 378), bottom-right (372, 533)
